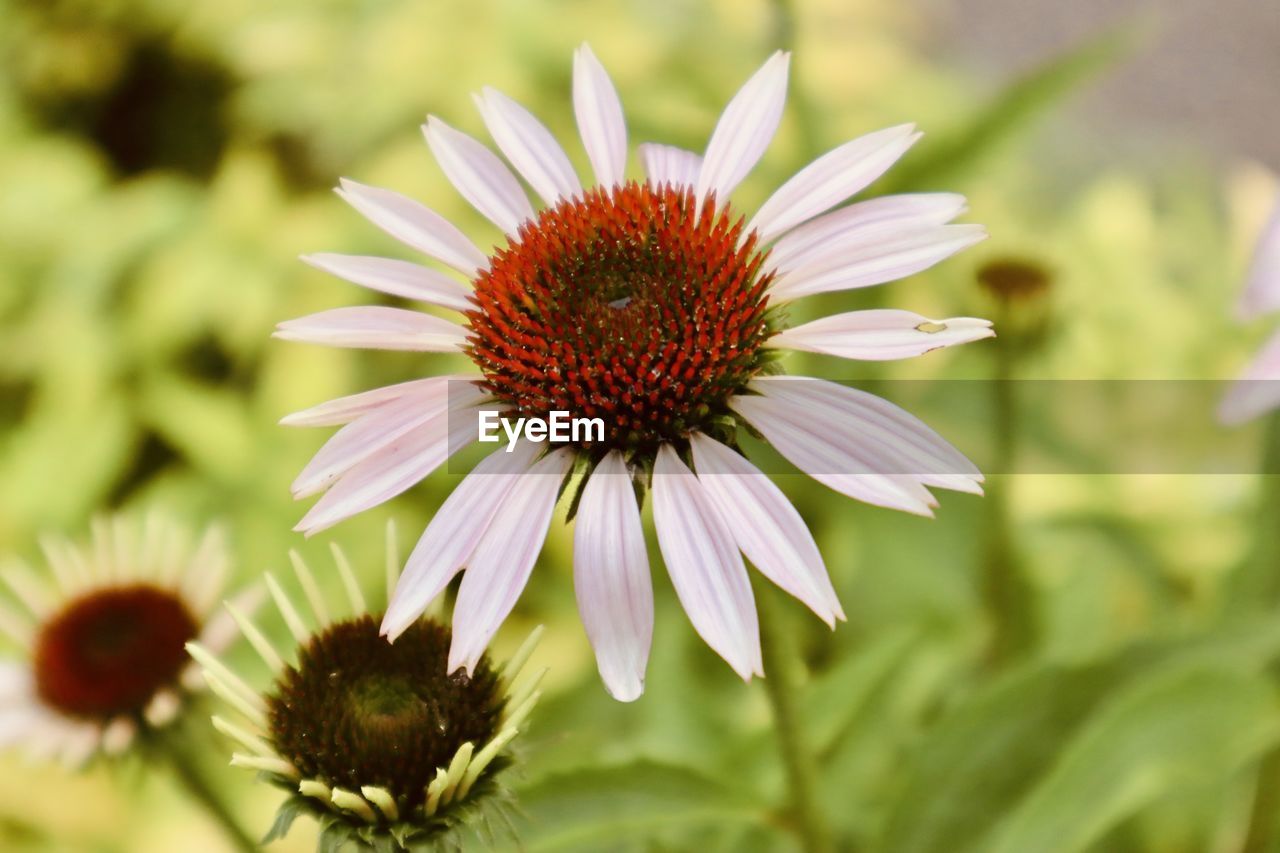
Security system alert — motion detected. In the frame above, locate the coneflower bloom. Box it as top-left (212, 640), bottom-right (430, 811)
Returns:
top-left (0, 514), bottom-right (247, 765)
top-left (281, 45), bottom-right (989, 700)
top-left (189, 523), bottom-right (542, 851)
top-left (1220, 196), bottom-right (1280, 424)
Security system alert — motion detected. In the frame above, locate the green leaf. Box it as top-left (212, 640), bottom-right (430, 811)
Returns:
top-left (984, 664), bottom-right (1280, 853)
top-left (511, 761), bottom-right (767, 851)
top-left (261, 795), bottom-right (307, 844)
top-left (879, 618), bottom-right (1280, 853)
top-left (882, 26), bottom-right (1138, 193)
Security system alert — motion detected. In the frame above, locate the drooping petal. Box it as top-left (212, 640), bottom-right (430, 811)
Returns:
top-left (335, 179), bottom-right (488, 276)
top-left (291, 381), bottom-right (488, 498)
top-left (476, 87), bottom-right (582, 207)
top-left (695, 51), bottom-right (790, 204)
top-left (769, 310), bottom-right (994, 361)
top-left (652, 444), bottom-right (762, 680)
top-left (731, 391), bottom-right (939, 515)
top-left (638, 143), bottom-right (703, 190)
top-left (690, 433), bottom-right (842, 624)
top-left (573, 43), bottom-right (627, 189)
top-left (301, 253), bottom-right (473, 312)
top-left (274, 307), bottom-right (468, 352)
top-left (382, 441), bottom-right (542, 641)
top-left (747, 124), bottom-right (920, 241)
top-left (279, 375), bottom-right (478, 428)
top-left (423, 117), bottom-right (536, 236)
top-left (1238, 200), bottom-right (1280, 320)
top-left (749, 376), bottom-right (982, 494)
top-left (294, 407), bottom-right (480, 535)
top-left (449, 448), bottom-right (575, 673)
top-left (573, 450), bottom-right (653, 701)
top-left (767, 193), bottom-right (969, 274)
top-left (1219, 329), bottom-right (1280, 425)
top-left (770, 224), bottom-right (988, 301)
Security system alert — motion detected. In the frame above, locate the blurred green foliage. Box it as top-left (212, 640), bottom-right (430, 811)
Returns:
top-left (2, 0), bottom-right (1279, 851)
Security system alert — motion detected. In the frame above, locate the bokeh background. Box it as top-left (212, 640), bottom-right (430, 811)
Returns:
top-left (2, 0), bottom-right (1280, 850)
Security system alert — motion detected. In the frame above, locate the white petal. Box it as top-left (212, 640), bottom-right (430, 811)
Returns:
top-left (769, 310), bottom-right (994, 361)
top-left (0, 706), bottom-right (38, 747)
top-left (336, 179), bottom-right (488, 276)
top-left (638, 144), bottom-right (703, 190)
top-left (768, 193), bottom-right (969, 274)
top-left (573, 44), bottom-right (627, 189)
top-left (291, 380), bottom-right (488, 498)
top-left (423, 117), bottom-right (536, 236)
top-left (301, 253), bottom-right (473, 312)
top-left (696, 51), bottom-right (790, 204)
top-left (280, 375), bottom-right (476, 428)
top-left (573, 450), bottom-right (653, 701)
top-left (476, 87), bottom-right (582, 207)
top-left (747, 124), bottom-right (920, 241)
top-left (381, 441), bottom-right (544, 641)
top-left (1219, 329), bottom-right (1280, 425)
top-left (731, 393), bottom-right (939, 515)
top-left (652, 444), bottom-right (762, 680)
top-left (449, 448), bottom-right (575, 673)
top-left (1238, 200), bottom-right (1280, 320)
top-left (748, 375), bottom-right (982, 494)
top-left (770, 224), bottom-right (988, 302)
top-left (294, 408), bottom-right (479, 535)
top-left (690, 433), bottom-right (842, 624)
top-left (274, 307), bottom-right (467, 352)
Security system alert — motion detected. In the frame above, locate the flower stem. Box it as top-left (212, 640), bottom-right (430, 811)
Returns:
top-left (755, 580), bottom-right (834, 853)
top-left (159, 731), bottom-right (258, 852)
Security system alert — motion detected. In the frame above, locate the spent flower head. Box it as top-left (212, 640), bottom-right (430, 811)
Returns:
top-left (280, 44), bottom-right (991, 700)
top-left (0, 513), bottom-right (248, 766)
top-left (190, 522), bottom-right (542, 851)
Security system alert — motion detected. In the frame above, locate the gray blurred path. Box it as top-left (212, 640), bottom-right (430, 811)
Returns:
top-left (928, 0), bottom-right (1280, 167)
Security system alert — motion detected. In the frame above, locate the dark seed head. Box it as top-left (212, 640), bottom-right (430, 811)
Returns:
top-left (266, 616), bottom-right (505, 810)
top-left (34, 583), bottom-right (198, 719)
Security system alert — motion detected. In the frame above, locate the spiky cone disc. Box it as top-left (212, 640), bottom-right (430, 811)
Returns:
top-left (192, 522), bottom-right (544, 851)
top-left (0, 513), bottom-right (249, 767)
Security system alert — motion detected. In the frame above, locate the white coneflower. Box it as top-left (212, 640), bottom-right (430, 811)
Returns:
top-left (0, 513), bottom-right (247, 766)
top-left (281, 45), bottom-right (990, 700)
top-left (190, 522), bottom-right (542, 851)
top-left (1221, 197), bottom-right (1280, 424)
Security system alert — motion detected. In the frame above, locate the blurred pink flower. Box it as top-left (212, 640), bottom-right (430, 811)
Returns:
top-left (1220, 198), bottom-right (1280, 424)
top-left (282, 45), bottom-right (989, 700)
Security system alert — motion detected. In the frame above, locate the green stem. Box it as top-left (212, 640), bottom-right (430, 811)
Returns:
top-left (756, 581), bottom-right (834, 853)
top-left (161, 733), bottom-right (259, 852)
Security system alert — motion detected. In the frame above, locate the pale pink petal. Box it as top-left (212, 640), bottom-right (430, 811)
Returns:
top-left (696, 51), bottom-right (790, 205)
top-left (750, 376), bottom-right (982, 494)
top-left (690, 433), bottom-right (842, 624)
top-left (652, 444), bottom-right (762, 680)
top-left (747, 124), bottom-right (920, 241)
top-left (382, 441), bottom-right (542, 641)
top-left (770, 224), bottom-right (988, 301)
top-left (573, 450), bottom-right (653, 701)
top-left (449, 448), bottom-right (575, 673)
top-left (1238, 200), bottom-right (1280, 320)
top-left (573, 44), bottom-right (627, 189)
top-left (294, 408), bottom-right (480, 536)
top-left (301, 253), bottom-right (473, 312)
top-left (477, 87), bottom-right (582, 207)
top-left (731, 392), bottom-right (939, 515)
top-left (769, 310), bottom-right (994, 361)
top-left (423, 117), bottom-right (536, 236)
top-left (0, 707), bottom-right (39, 747)
top-left (1219, 329), bottom-right (1280, 425)
top-left (274, 307), bottom-right (467, 352)
top-left (767, 193), bottom-right (968, 274)
top-left (335, 179), bottom-right (488, 276)
top-left (279, 375), bottom-right (475, 428)
top-left (291, 380), bottom-right (488, 498)
top-left (638, 144), bottom-right (703, 190)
